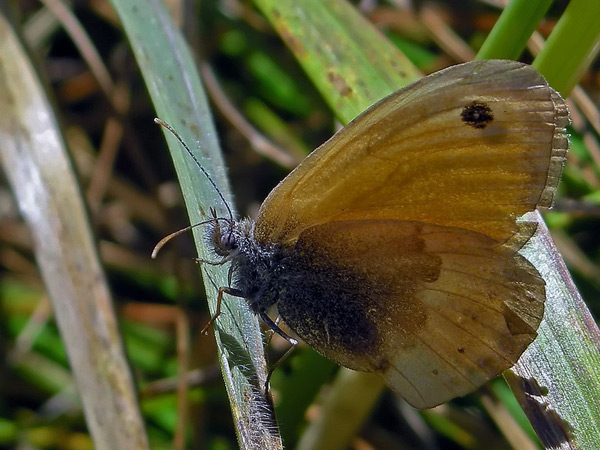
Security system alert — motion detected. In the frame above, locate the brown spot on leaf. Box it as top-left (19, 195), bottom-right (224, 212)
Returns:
top-left (328, 71), bottom-right (353, 97)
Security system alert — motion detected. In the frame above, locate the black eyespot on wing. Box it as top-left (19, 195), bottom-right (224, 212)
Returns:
top-left (461, 102), bottom-right (494, 129)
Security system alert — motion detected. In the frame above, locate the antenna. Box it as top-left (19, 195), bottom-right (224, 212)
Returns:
top-left (151, 218), bottom-right (219, 259)
top-left (155, 118), bottom-right (234, 222)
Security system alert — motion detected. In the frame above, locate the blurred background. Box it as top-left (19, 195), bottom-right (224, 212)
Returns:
top-left (0, 0), bottom-right (598, 449)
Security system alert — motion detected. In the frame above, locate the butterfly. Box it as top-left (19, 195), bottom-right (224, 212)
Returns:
top-left (158, 59), bottom-right (569, 409)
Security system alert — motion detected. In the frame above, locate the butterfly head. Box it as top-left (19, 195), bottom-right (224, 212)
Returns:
top-left (205, 208), bottom-right (237, 257)
top-left (205, 207), bottom-right (259, 262)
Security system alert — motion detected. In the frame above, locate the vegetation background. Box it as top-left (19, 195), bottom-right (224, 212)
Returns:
top-left (0, 0), bottom-right (599, 449)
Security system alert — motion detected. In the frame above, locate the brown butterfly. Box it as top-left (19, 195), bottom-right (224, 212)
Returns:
top-left (158, 59), bottom-right (569, 409)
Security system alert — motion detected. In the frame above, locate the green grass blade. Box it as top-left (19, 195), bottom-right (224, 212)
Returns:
top-left (476, 0), bottom-right (554, 60)
top-left (533, 0), bottom-right (600, 96)
top-left (255, 0), bottom-right (421, 123)
top-left (0, 3), bottom-right (149, 449)
top-left (107, 1), bottom-right (282, 448)
top-left (508, 215), bottom-right (600, 449)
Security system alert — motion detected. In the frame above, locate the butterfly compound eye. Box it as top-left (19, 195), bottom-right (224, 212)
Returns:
top-left (220, 230), bottom-right (237, 251)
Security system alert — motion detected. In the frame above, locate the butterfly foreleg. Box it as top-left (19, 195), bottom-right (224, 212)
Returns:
top-left (195, 256), bottom-right (231, 265)
top-left (201, 286), bottom-right (245, 334)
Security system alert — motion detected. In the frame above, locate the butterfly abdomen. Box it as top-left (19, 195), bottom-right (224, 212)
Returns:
top-left (274, 250), bottom-right (384, 372)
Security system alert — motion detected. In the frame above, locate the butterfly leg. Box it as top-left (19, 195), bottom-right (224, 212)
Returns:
top-left (200, 286), bottom-right (244, 335)
top-left (260, 313), bottom-right (298, 390)
top-left (259, 311), bottom-right (298, 346)
top-left (194, 256), bottom-right (230, 265)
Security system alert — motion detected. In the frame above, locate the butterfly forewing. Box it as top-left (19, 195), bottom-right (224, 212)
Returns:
top-left (255, 60), bottom-right (568, 245)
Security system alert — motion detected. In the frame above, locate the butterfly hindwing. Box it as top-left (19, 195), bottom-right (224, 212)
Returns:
top-left (275, 219), bottom-right (544, 408)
